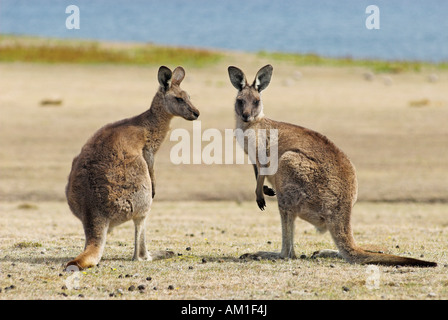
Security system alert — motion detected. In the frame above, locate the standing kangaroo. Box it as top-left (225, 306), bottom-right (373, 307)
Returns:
top-left (228, 65), bottom-right (436, 267)
top-left (66, 66), bottom-right (200, 269)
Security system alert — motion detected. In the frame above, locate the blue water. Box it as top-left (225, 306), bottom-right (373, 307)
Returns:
top-left (1, 0), bottom-right (447, 62)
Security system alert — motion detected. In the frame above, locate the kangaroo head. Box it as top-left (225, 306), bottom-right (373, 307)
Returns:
top-left (158, 66), bottom-right (200, 121)
top-left (228, 65), bottom-right (273, 122)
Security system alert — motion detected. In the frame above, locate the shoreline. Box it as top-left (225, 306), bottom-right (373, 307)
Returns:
top-left (1, 34), bottom-right (447, 71)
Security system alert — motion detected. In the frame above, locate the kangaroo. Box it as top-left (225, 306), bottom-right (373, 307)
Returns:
top-left (228, 64), bottom-right (436, 267)
top-left (66, 66), bottom-right (200, 269)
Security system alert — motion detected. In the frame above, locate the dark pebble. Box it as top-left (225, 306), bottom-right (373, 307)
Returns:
top-left (300, 254), bottom-right (307, 259)
top-left (168, 285), bottom-right (174, 290)
top-left (128, 285), bottom-right (136, 291)
top-left (78, 294), bottom-right (84, 298)
top-left (186, 247), bottom-right (191, 251)
top-left (188, 266), bottom-right (194, 270)
top-left (59, 273), bottom-right (63, 277)
top-left (396, 245), bottom-right (400, 248)
top-left (138, 285), bottom-right (146, 291)
top-left (125, 274), bottom-right (131, 278)
top-left (342, 286), bottom-right (350, 292)
top-left (267, 241), bottom-right (272, 245)
top-left (177, 253), bottom-right (183, 256)
top-left (153, 287), bottom-right (157, 290)
top-left (118, 274), bottom-right (123, 278)
top-left (201, 258), bottom-right (207, 263)
top-left (61, 285), bottom-right (67, 290)
top-left (146, 277), bottom-right (152, 281)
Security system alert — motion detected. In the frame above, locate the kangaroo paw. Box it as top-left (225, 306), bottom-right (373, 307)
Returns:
top-left (263, 185), bottom-right (276, 196)
top-left (256, 197), bottom-right (266, 211)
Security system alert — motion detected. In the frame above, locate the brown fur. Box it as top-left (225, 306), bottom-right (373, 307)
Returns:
top-left (229, 65), bottom-right (436, 267)
top-left (66, 66), bottom-right (199, 269)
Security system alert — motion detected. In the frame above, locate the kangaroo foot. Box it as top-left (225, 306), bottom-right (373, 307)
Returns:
top-left (132, 251), bottom-right (151, 261)
top-left (311, 249), bottom-right (342, 259)
top-left (66, 244), bottom-right (103, 270)
top-left (240, 251), bottom-right (294, 260)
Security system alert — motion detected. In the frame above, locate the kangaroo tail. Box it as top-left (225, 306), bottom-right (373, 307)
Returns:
top-left (351, 249), bottom-right (437, 267)
top-left (328, 216), bottom-right (437, 268)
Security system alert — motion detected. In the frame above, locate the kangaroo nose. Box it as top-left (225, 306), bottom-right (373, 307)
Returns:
top-left (242, 113), bottom-right (250, 122)
top-left (192, 110), bottom-right (200, 119)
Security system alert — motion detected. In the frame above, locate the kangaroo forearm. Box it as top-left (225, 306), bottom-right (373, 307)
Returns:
top-left (149, 167), bottom-right (156, 198)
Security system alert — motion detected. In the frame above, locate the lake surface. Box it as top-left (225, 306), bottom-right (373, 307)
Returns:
top-left (1, 0), bottom-right (447, 62)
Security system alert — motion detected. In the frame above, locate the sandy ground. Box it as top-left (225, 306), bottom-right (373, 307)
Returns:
top-left (1, 56), bottom-right (447, 203)
top-left (0, 49), bottom-right (448, 300)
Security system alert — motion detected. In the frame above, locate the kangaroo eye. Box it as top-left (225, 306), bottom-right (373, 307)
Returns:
top-left (236, 99), bottom-right (244, 109)
top-left (254, 100), bottom-right (260, 107)
top-left (175, 97), bottom-right (184, 103)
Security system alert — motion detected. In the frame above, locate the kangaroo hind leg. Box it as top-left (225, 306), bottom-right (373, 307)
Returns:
top-left (66, 213), bottom-right (109, 270)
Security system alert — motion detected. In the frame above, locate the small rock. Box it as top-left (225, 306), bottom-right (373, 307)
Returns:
top-left (128, 285), bottom-right (136, 291)
top-left (395, 245), bottom-right (400, 248)
top-left (428, 74), bottom-right (439, 83)
top-left (300, 254), bottom-right (307, 259)
top-left (293, 71), bottom-right (303, 80)
top-left (201, 258), bottom-right (207, 263)
top-left (168, 285), bottom-right (174, 290)
top-left (118, 274), bottom-right (123, 278)
top-left (78, 294), bottom-right (84, 298)
top-left (267, 241), bottom-right (272, 245)
top-left (330, 264), bottom-right (335, 268)
top-left (282, 78), bottom-right (295, 87)
top-left (342, 286), bottom-right (350, 292)
top-left (125, 274), bottom-right (131, 278)
top-left (186, 247), bottom-right (191, 251)
top-left (146, 277), bottom-right (152, 281)
top-left (428, 292), bottom-right (436, 298)
top-left (60, 292), bottom-right (68, 297)
top-left (138, 285), bottom-right (146, 291)
top-left (153, 286), bottom-right (158, 290)
top-left (382, 76), bottom-right (393, 86)
top-left (363, 71), bottom-right (375, 81)
top-left (188, 266), bottom-right (194, 270)
top-left (61, 285), bottom-right (67, 290)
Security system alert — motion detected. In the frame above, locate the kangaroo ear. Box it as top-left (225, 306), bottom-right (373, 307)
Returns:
top-left (228, 66), bottom-right (247, 91)
top-left (172, 66), bottom-right (186, 86)
top-left (158, 66), bottom-right (172, 90)
top-left (254, 65), bottom-right (273, 92)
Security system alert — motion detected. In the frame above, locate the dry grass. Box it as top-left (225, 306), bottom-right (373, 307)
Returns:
top-left (0, 36), bottom-right (448, 300)
top-left (0, 201), bottom-right (447, 300)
